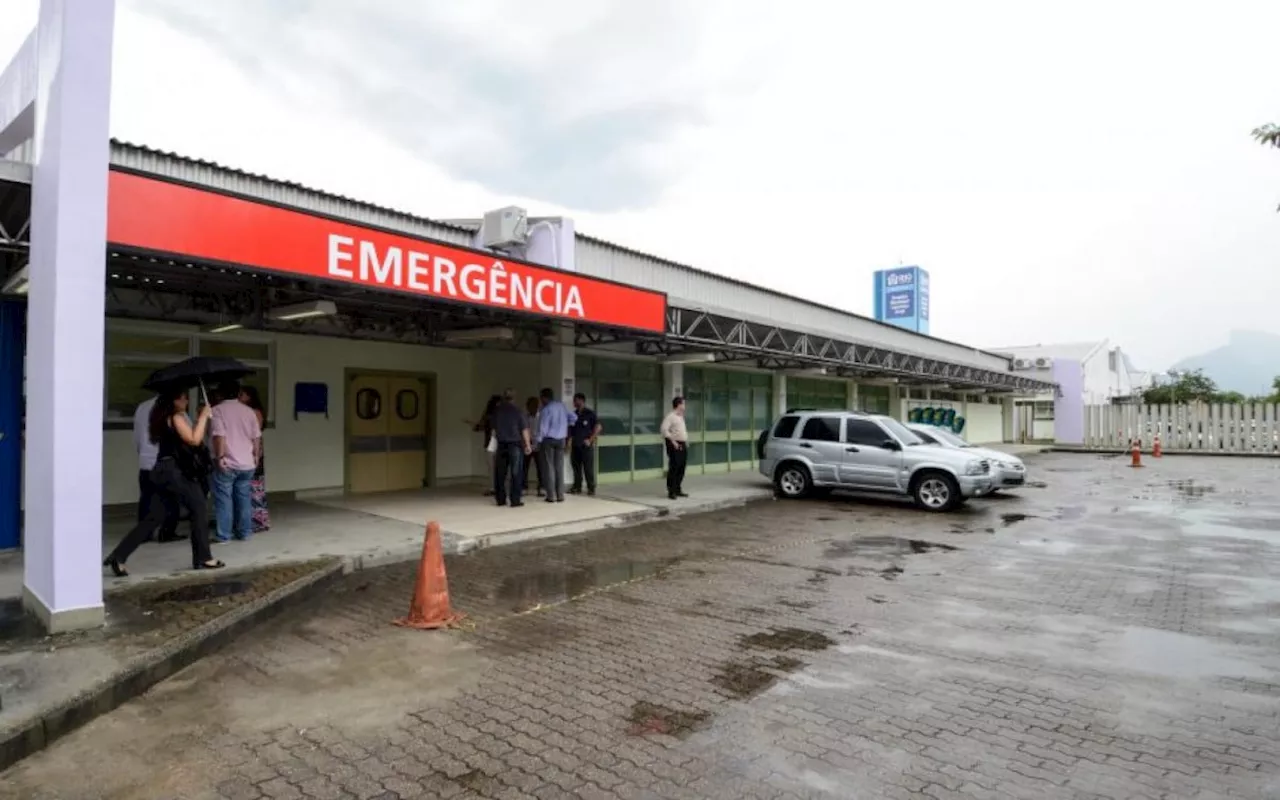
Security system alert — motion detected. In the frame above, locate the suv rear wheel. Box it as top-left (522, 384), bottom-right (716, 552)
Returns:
top-left (774, 462), bottom-right (811, 499)
top-left (911, 471), bottom-right (962, 512)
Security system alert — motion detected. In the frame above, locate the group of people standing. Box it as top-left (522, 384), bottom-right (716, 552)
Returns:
top-left (470, 391), bottom-right (693, 504)
top-left (470, 389), bottom-right (602, 507)
top-left (104, 380), bottom-right (269, 577)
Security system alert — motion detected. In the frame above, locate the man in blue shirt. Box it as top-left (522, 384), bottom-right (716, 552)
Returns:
top-left (568, 392), bottom-right (602, 496)
top-left (537, 387), bottom-right (573, 502)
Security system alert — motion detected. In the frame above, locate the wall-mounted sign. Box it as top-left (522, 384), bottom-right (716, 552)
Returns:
top-left (106, 170), bottom-right (669, 335)
top-left (873, 265), bottom-right (930, 335)
top-left (907, 405), bottom-right (966, 434)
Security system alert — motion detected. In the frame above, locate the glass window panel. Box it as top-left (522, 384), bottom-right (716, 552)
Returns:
top-left (751, 373), bottom-right (771, 388)
top-left (752, 389), bottom-right (771, 428)
top-left (198, 338), bottom-right (270, 362)
top-left (729, 387), bottom-right (751, 430)
top-left (576, 378), bottom-right (595, 405)
top-left (684, 367), bottom-right (703, 389)
top-left (705, 388), bottom-right (730, 432)
top-left (704, 369), bottom-right (727, 387)
top-left (634, 444), bottom-right (663, 471)
top-left (575, 355), bottom-right (594, 377)
top-left (727, 371), bottom-right (750, 388)
top-left (105, 359), bottom-right (175, 420)
top-left (685, 441), bottom-right (704, 467)
top-left (632, 381), bottom-right (662, 435)
top-left (730, 440), bottom-right (754, 463)
top-left (106, 331), bottom-right (191, 357)
top-left (595, 358), bottom-right (630, 379)
top-left (631, 361), bottom-right (659, 381)
top-left (598, 381), bottom-right (631, 435)
top-left (704, 440), bottom-right (729, 465)
top-left (598, 445), bottom-right (632, 474)
top-left (684, 389), bottom-right (703, 433)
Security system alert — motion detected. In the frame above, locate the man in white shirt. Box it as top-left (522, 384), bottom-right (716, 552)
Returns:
top-left (133, 395), bottom-right (181, 541)
top-left (660, 396), bottom-right (689, 501)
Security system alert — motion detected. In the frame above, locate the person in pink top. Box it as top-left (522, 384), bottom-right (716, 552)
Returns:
top-left (210, 379), bottom-right (263, 542)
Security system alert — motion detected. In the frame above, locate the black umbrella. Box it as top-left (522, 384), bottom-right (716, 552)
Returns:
top-left (142, 357), bottom-right (254, 397)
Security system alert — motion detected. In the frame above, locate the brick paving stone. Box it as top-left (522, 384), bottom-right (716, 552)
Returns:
top-left (4, 454), bottom-right (1280, 799)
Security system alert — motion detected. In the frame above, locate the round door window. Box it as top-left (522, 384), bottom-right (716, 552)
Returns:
top-left (395, 389), bottom-right (419, 420)
top-left (355, 388), bottom-right (382, 420)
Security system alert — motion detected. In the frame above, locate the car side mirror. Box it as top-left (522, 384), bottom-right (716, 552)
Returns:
top-left (881, 439), bottom-right (901, 451)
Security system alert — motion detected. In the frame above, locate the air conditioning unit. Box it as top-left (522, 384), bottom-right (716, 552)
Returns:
top-left (1034, 357), bottom-right (1052, 368)
top-left (480, 206), bottom-right (529, 250)
top-left (1013, 358), bottom-right (1033, 369)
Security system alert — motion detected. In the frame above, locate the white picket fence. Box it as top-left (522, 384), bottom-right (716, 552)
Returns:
top-left (1082, 403), bottom-right (1280, 454)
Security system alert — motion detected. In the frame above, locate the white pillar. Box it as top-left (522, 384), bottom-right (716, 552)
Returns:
top-left (663, 362), bottom-right (683, 403)
top-left (847, 379), bottom-right (858, 411)
top-left (23, 0), bottom-right (116, 633)
top-left (773, 373), bottom-right (787, 415)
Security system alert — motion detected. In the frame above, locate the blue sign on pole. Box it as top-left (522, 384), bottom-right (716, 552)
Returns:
top-left (872, 266), bottom-right (929, 335)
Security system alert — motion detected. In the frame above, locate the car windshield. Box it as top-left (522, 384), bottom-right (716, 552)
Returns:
top-left (930, 428), bottom-right (972, 448)
top-left (878, 417), bottom-right (925, 446)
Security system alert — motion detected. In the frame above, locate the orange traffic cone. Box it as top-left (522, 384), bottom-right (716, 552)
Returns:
top-left (1153, 435), bottom-right (1162, 458)
top-left (393, 521), bottom-right (464, 630)
top-left (1130, 439), bottom-right (1143, 468)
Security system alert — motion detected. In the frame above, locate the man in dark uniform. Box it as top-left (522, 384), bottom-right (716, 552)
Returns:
top-left (491, 389), bottom-right (533, 507)
top-left (568, 392), bottom-right (601, 496)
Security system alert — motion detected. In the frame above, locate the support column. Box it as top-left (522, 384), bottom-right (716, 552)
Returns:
top-left (1002, 396), bottom-right (1016, 443)
top-left (888, 385), bottom-right (904, 421)
top-left (0, 300), bottom-right (24, 551)
top-left (23, 0), bottom-right (116, 633)
top-left (663, 363), bottom-right (683, 403)
top-left (773, 373), bottom-right (787, 416)
top-left (846, 379), bottom-right (858, 411)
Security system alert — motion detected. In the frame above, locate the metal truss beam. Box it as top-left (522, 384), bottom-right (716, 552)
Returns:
top-left (655, 307), bottom-right (1056, 394)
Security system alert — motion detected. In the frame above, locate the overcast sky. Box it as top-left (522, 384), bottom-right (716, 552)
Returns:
top-left (4, 1), bottom-right (1279, 370)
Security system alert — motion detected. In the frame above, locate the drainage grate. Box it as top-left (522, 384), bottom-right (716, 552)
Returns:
top-left (148, 580), bottom-right (252, 604)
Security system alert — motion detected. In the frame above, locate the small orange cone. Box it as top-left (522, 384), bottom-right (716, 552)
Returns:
top-left (1130, 439), bottom-right (1143, 468)
top-left (394, 521), bottom-right (464, 630)
top-left (1153, 435), bottom-right (1162, 458)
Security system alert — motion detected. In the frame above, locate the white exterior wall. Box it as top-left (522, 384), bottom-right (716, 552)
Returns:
top-left (1081, 350), bottom-right (1116, 405)
top-left (965, 402), bottom-right (1004, 444)
top-left (96, 322), bottom-right (546, 505)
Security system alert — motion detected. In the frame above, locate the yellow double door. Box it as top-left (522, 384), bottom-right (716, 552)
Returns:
top-left (347, 373), bottom-right (430, 494)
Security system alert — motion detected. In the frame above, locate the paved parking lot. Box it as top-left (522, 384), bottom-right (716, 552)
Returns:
top-left (5, 452), bottom-right (1280, 800)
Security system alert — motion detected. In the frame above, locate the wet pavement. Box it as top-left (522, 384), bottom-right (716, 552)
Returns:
top-left (4, 452), bottom-right (1280, 799)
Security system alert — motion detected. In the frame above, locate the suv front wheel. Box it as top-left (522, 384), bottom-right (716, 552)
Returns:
top-left (911, 471), bottom-right (962, 512)
top-left (774, 462), bottom-right (811, 499)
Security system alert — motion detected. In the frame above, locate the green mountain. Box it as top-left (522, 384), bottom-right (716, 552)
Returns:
top-left (1171, 330), bottom-right (1280, 396)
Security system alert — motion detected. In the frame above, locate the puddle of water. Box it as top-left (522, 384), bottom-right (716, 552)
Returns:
top-left (1113, 627), bottom-right (1273, 680)
top-left (908, 540), bottom-right (958, 554)
top-left (495, 558), bottom-right (675, 612)
top-left (1000, 513), bottom-right (1035, 527)
top-left (1168, 479), bottom-right (1216, 499)
top-left (777, 599), bottom-right (816, 610)
top-left (1016, 539), bottom-right (1078, 555)
top-left (711, 655), bottom-right (805, 699)
top-left (740, 627), bottom-right (835, 652)
top-left (627, 700), bottom-right (712, 738)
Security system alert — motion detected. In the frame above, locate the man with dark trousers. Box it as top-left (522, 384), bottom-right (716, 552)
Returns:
top-left (568, 392), bottom-right (601, 496)
top-left (491, 389), bottom-right (533, 507)
top-left (661, 396), bottom-right (689, 500)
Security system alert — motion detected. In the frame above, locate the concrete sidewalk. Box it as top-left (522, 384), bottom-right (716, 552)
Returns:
top-left (0, 472), bottom-right (773, 599)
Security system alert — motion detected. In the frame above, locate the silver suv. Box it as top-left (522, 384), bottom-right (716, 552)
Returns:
top-left (758, 409), bottom-right (994, 512)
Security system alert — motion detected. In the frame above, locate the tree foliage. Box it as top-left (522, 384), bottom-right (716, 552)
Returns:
top-left (1255, 123), bottom-right (1280, 148)
top-left (1141, 368), bottom-right (1280, 405)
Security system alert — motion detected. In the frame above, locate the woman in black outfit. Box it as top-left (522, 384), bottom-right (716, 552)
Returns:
top-left (104, 387), bottom-right (226, 576)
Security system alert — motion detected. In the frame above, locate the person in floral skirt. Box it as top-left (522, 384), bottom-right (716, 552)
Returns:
top-left (238, 385), bottom-right (270, 532)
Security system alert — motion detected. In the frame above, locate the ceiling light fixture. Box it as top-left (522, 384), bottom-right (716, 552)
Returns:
top-left (2, 265), bottom-right (29, 296)
top-left (268, 300), bottom-right (337, 321)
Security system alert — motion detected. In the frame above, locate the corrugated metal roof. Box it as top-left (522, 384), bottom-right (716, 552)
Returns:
top-left (108, 139), bottom-right (476, 247)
